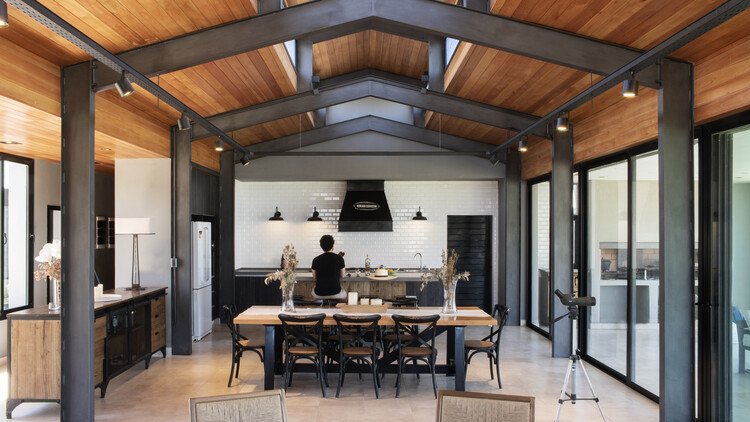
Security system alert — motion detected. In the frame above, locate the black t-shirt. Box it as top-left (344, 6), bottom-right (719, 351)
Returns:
top-left (311, 252), bottom-right (345, 296)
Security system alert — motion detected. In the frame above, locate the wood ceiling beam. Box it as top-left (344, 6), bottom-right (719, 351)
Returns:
top-left (244, 115), bottom-right (494, 155)
top-left (192, 69), bottom-right (544, 140)
top-left (95, 0), bottom-right (658, 88)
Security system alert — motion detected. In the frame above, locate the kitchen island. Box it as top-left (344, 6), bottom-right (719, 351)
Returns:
top-left (234, 268), bottom-right (444, 310)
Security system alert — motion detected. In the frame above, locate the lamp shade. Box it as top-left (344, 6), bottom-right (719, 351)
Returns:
top-left (115, 218), bottom-right (153, 235)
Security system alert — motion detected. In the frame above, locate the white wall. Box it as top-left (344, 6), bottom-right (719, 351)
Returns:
top-left (235, 180), bottom-right (499, 298)
top-left (115, 158), bottom-right (172, 343)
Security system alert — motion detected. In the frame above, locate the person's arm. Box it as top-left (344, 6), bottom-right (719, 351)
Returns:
top-left (340, 256), bottom-right (346, 278)
top-left (340, 268), bottom-right (346, 278)
top-left (311, 269), bottom-right (317, 281)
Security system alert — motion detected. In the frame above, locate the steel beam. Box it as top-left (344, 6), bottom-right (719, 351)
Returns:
top-left (296, 37), bottom-right (313, 93)
top-left (171, 127), bottom-right (192, 355)
top-left (243, 115), bottom-right (493, 154)
top-left (501, 149), bottom-right (521, 325)
top-left (550, 126), bottom-right (573, 358)
top-left (658, 59), bottom-right (694, 422)
top-left (463, 0), bottom-right (488, 12)
top-left (60, 61), bottom-right (95, 421)
top-left (427, 35), bottom-right (445, 93)
top-left (192, 70), bottom-right (543, 139)
top-left (258, 0), bottom-right (283, 14)
top-left (218, 150), bottom-right (235, 321)
top-left (92, 0), bottom-right (659, 88)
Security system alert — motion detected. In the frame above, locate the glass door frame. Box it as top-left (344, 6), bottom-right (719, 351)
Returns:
top-left (526, 175), bottom-right (551, 338)
top-left (0, 153), bottom-right (34, 319)
top-left (577, 141), bottom-right (660, 403)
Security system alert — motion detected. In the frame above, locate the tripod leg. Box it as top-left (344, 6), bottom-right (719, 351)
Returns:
top-left (571, 358), bottom-right (577, 404)
top-left (577, 360), bottom-right (607, 422)
top-left (555, 357), bottom-right (575, 422)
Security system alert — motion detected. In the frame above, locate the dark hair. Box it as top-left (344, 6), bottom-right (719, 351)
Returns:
top-left (320, 235), bottom-right (334, 251)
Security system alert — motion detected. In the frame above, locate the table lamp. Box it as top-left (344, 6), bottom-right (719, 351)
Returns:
top-left (115, 218), bottom-right (154, 290)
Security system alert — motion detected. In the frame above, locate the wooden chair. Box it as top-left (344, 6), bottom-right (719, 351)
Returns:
top-left (278, 312), bottom-right (329, 397)
top-left (465, 304), bottom-right (511, 388)
top-left (189, 389), bottom-right (288, 422)
top-left (332, 314), bottom-right (382, 398)
top-left (392, 313), bottom-right (441, 398)
top-left (436, 390), bottom-right (535, 422)
top-left (733, 306), bottom-right (750, 374)
top-left (222, 304), bottom-right (264, 388)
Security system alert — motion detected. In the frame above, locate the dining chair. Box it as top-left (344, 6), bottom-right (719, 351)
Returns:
top-left (465, 304), bottom-right (510, 388)
top-left (392, 313), bottom-right (440, 398)
top-left (278, 312), bottom-right (329, 397)
top-left (222, 304), bottom-right (264, 388)
top-left (332, 314), bottom-right (382, 398)
top-left (293, 297), bottom-right (324, 307)
top-left (435, 390), bottom-right (535, 422)
top-left (733, 306), bottom-right (750, 373)
top-left (382, 297), bottom-right (419, 356)
top-left (189, 389), bottom-right (288, 422)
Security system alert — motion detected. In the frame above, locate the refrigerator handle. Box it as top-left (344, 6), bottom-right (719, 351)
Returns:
top-left (204, 228), bottom-right (210, 282)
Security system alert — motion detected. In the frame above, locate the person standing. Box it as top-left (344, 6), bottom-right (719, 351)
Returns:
top-left (311, 235), bottom-right (347, 300)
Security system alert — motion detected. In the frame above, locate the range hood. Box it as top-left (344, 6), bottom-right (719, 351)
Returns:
top-left (338, 180), bottom-right (393, 232)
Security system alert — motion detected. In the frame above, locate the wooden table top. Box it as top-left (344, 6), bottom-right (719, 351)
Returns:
top-left (234, 306), bottom-right (496, 326)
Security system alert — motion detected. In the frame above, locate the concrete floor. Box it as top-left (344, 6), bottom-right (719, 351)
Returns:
top-left (1, 322), bottom-right (659, 421)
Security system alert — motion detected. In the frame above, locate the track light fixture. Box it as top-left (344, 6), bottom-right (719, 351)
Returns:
top-left (412, 206), bottom-right (427, 221)
top-left (214, 139), bottom-right (224, 151)
top-left (518, 136), bottom-right (528, 152)
top-left (178, 113), bottom-right (191, 131)
top-left (621, 71), bottom-right (639, 98)
top-left (0, 1), bottom-right (9, 28)
top-left (240, 153), bottom-right (250, 166)
top-left (489, 154), bottom-right (500, 166)
top-left (307, 207), bottom-right (322, 221)
top-left (269, 207), bottom-right (283, 221)
top-left (312, 75), bottom-right (320, 95)
top-left (420, 71), bottom-right (429, 94)
top-left (114, 71), bottom-right (135, 97)
top-left (556, 114), bottom-right (569, 132)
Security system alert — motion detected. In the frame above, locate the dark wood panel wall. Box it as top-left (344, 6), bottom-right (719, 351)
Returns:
top-left (190, 166), bottom-right (219, 217)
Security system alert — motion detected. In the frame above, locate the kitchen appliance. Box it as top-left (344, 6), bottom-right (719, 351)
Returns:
top-left (338, 180), bottom-right (393, 232)
top-left (192, 221), bottom-right (213, 341)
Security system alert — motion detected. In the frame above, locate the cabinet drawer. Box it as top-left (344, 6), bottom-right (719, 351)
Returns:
top-left (94, 316), bottom-right (106, 385)
top-left (151, 327), bottom-right (165, 351)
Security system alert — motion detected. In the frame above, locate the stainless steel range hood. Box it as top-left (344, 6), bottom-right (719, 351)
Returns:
top-left (338, 180), bottom-right (393, 232)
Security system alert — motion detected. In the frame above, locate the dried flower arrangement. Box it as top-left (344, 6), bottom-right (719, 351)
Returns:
top-left (34, 240), bottom-right (62, 281)
top-left (419, 249), bottom-right (470, 291)
top-left (264, 244), bottom-right (299, 288)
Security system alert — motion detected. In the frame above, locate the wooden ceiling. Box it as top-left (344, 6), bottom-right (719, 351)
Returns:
top-left (0, 0), bottom-right (748, 174)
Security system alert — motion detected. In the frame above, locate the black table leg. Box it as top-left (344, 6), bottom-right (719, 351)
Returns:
top-left (264, 325), bottom-right (275, 390)
top-left (447, 327), bottom-right (456, 376)
top-left (453, 326), bottom-right (466, 391)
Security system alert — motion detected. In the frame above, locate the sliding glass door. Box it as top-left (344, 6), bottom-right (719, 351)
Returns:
top-left (529, 179), bottom-right (550, 334)
top-left (0, 156), bottom-right (32, 315)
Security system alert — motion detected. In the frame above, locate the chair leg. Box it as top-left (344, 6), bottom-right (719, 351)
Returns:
top-left (372, 360), bottom-right (380, 399)
top-left (430, 358), bottom-right (438, 399)
top-left (227, 353), bottom-right (237, 388)
top-left (488, 354), bottom-right (494, 380)
top-left (396, 360), bottom-right (403, 398)
top-left (336, 358), bottom-right (345, 398)
top-left (494, 353), bottom-right (502, 389)
top-left (283, 355), bottom-right (292, 391)
top-left (235, 353), bottom-right (242, 378)
top-left (317, 356), bottom-right (327, 398)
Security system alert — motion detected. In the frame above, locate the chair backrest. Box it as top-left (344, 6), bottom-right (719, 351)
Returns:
top-left (190, 389), bottom-right (288, 422)
top-left (486, 305), bottom-right (511, 346)
top-left (221, 304), bottom-right (242, 346)
top-left (392, 296), bottom-right (419, 308)
top-left (293, 297), bottom-right (324, 307)
top-left (333, 314), bottom-right (381, 350)
top-left (436, 390), bottom-right (534, 422)
top-left (392, 313), bottom-right (440, 351)
top-left (733, 306), bottom-right (746, 326)
top-left (278, 313), bottom-right (327, 352)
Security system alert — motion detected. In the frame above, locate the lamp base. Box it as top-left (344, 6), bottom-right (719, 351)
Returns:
top-left (125, 286), bottom-right (146, 291)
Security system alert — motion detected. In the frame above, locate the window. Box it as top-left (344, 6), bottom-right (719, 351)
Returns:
top-left (528, 179), bottom-right (550, 334)
top-left (1, 156), bottom-right (33, 317)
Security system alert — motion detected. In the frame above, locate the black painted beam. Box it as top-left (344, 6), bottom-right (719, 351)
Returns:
top-left (60, 61), bottom-right (95, 421)
top-left (658, 59), bottom-right (695, 421)
top-left (501, 149), bottom-right (521, 325)
top-left (171, 127), bottom-right (192, 355)
top-left (95, 0), bottom-right (658, 88)
top-left (218, 150), bottom-right (235, 321)
top-left (192, 70), bottom-right (544, 139)
top-left (550, 126), bottom-right (573, 358)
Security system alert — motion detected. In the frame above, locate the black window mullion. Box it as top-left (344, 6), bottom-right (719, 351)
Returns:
top-left (626, 155), bottom-right (636, 383)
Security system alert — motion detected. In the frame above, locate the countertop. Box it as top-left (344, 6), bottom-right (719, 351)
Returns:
top-left (235, 267), bottom-right (425, 282)
top-left (8, 287), bottom-right (167, 318)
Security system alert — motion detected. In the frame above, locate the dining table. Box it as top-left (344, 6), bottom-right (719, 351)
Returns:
top-left (234, 305), bottom-right (497, 391)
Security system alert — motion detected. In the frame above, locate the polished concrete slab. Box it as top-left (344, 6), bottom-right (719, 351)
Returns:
top-left (1, 321), bottom-right (658, 421)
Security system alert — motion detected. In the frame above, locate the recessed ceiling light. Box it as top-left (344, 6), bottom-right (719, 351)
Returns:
top-left (0, 140), bottom-right (21, 145)
top-left (101, 147), bottom-right (112, 151)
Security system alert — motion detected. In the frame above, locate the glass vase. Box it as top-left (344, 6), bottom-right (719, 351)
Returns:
top-left (281, 282), bottom-right (296, 313)
top-left (49, 277), bottom-right (61, 311)
top-left (442, 280), bottom-right (458, 314)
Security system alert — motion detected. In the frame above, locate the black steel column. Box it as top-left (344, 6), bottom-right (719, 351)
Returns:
top-left (218, 150), bottom-right (235, 320)
top-left (171, 126), bottom-right (192, 355)
top-left (551, 126), bottom-right (574, 358)
top-left (296, 37), bottom-right (313, 93)
top-left (658, 59), bottom-right (694, 422)
top-left (463, 0), bottom-right (489, 12)
top-left (60, 61), bottom-right (95, 421)
top-left (258, 0), bottom-right (283, 14)
top-left (427, 35), bottom-right (445, 93)
top-left (502, 150), bottom-right (521, 325)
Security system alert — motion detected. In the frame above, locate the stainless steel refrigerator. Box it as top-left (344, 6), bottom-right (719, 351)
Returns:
top-left (192, 221), bottom-right (212, 341)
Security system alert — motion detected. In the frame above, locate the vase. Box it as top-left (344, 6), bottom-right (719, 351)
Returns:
top-left (442, 280), bottom-right (458, 314)
top-left (49, 277), bottom-right (61, 311)
top-left (281, 282), bottom-right (296, 313)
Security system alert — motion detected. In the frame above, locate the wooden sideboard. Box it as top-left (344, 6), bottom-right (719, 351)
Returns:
top-left (6, 287), bottom-right (167, 418)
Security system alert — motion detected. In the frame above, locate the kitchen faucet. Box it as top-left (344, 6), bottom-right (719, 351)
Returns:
top-left (413, 252), bottom-right (423, 272)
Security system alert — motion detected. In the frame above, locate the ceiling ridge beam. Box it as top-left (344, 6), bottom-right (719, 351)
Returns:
top-left (94, 0), bottom-right (658, 88)
top-left (192, 69), bottom-right (544, 139)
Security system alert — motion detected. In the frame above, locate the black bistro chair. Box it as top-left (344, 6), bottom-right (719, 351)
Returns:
top-left (278, 313), bottom-right (329, 397)
top-left (382, 297), bottom-right (419, 355)
top-left (222, 304), bottom-right (264, 388)
top-left (392, 313), bottom-right (440, 398)
top-left (293, 297), bottom-right (324, 307)
top-left (465, 304), bottom-right (510, 389)
top-left (332, 314), bottom-right (382, 398)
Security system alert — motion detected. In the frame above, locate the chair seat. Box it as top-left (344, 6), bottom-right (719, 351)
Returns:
top-left (328, 334), bottom-right (353, 342)
top-left (239, 339), bottom-right (263, 349)
top-left (402, 346), bottom-right (433, 356)
top-left (342, 346), bottom-right (376, 356)
top-left (384, 333), bottom-right (414, 342)
top-left (465, 340), bottom-right (494, 350)
top-left (289, 346), bottom-right (319, 355)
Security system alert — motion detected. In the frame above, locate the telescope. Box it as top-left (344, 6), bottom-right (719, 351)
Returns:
top-left (554, 289), bottom-right (596, 307)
